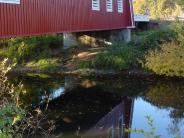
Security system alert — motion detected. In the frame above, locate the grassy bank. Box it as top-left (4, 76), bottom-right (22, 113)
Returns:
top-left (0, 21), bottom-right (184, 78)
top-left (80, 21), bottom-right (184, 77)
top-left (0, 34), bottom-right (63, 72)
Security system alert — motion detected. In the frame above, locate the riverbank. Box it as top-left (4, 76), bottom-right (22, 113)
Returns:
top-left (5, 43), bottom-right (155, 78)
top-left (1, 21), bottom-right (184, 78)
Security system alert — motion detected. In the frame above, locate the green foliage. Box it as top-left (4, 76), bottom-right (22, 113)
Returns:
top-left (80, 29), bottom-right (176, 71)
top-left (0, 61), bottom-right (26, 137)
top-left (133, 0), bottom-right (181, 19)
top-left (132, 29), bottom-right (176, 51)
top-left (80, 22), bottom-right (184, 77)
top-left (0, 104), bottom-right (25, 138)
top-left (26, 73), bottom-right (52, 79)
top-left (0, 35), bottom-right (62, 64)
top-left (80, 44), bottom-right (141, 70)
top-left (142, 42), bottom-right (184, 77)
top-left (0, 59), bottom-right (55, 137)
top-left (140, 21), bottom-right (184, 77)
top-left (174, 0), bottom-right (184, 8)
top-left (170, 21), bottom-right (184, 46)
top-left (26, 58), bottom-right (61, 71)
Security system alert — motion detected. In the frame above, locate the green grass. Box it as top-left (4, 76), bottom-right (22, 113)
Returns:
top-left (26, 73), bottom-right (52, 79)
top-left (26, 58), bottom-right (61, 71)
top-left (80, 44), bottom-right (141, 70)
top-left (79, 28), bottom-right (176, 71)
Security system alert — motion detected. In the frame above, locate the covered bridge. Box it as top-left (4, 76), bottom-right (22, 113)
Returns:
top-left (0, 0), bottom-right (134, 45)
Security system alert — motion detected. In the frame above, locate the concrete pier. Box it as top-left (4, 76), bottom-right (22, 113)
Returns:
top-left (63, 29), bottom-right (131, 48)
top-left (63, 33), bottom-right (78, 49)
top-left (110, 29), bottom-right (131, 43)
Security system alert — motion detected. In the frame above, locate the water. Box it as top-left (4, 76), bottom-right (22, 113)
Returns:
top-left (8, 74), bottom-right (184, 138)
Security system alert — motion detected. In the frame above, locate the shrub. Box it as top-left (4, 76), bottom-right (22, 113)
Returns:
top-left (80, 44), bottom-right (141, 70)
top-left (1, 34), bottom-right (63, 64)
top-left (0, 60), bottom-right (26, 137)
top-left (0, 59), bottom-right (55, 137)
top-left (142, 42), bottom-right (184, 77)
top-left (0, 104), bottom-right (25, 138)
top-left (131, 29), bottom-right (176, 51)
top-left (170, 20), bottom-right (184, 46)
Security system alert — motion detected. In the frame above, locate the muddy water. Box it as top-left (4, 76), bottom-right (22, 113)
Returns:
top-left (8, 74), bottom-right (184, 138)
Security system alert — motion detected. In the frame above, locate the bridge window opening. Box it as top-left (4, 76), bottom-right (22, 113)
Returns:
top-left (92, 0), bottom-right (100, 11)
top-left (106, 0), bottom-right (113, 12)
top-left (117, 0), bottom-right (123, 13)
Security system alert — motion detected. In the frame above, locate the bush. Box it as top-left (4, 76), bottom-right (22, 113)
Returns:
top-left (131, 29), bottom-right (176, 51)
top-left (0, 59), bottom-right (55, 137)
top-left (0, 60), bottom-right (26, 137)
top-left (1, 35), bottom-right (63, 64)
top-left (142, 42), bottom-right (184, 77)
top-left (170, 20), bottom-right (184, 46)
top-left (0, 104), bottom-right (25, 138)
top-left (80, 44), bottom-right (141, 70)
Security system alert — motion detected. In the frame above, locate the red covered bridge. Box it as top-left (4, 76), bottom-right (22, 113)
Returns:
top-left (0, 0), bottom-right (134, 37)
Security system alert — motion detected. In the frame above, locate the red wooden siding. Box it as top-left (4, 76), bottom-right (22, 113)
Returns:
top-left (0, 0), bottom-right (134, 38)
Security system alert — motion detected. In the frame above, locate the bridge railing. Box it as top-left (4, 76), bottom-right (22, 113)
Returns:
top-left (134, 14), bottom-right (150, 22)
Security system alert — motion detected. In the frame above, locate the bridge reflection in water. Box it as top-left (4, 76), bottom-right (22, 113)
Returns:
top-left (34, 77), bottom-right (135, 138)
top-left (7, 74), bottom-right (184, 138)
top-left (8, 74), bottom-right (136, 138)
top-left (82, 97), bottom-right (134, 138)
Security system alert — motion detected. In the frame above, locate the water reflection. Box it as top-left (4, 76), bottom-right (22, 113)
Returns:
top-left (7, 74), bottom-right (184, 138)
top-left (132, 98), bottom-right (184, 138)
top-left (82, 97), bottom-right (134, 138)
top-left (40, 86), bottom-right (65, 103)
top-left (144, 82), bottom-right (184, 119)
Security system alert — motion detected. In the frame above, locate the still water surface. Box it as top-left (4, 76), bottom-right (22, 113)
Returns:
top-left (8, 74), bottom-right (184, 138)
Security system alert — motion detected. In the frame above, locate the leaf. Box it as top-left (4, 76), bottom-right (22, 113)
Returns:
top-left (12, 115), bottom-right (21, 125)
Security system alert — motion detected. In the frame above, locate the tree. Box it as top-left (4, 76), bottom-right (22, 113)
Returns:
top-left (133, 0), bottom-right (182, 19)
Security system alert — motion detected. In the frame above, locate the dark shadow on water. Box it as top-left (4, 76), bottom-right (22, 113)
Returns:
top-left (6, 74), bottom-right (184, 138)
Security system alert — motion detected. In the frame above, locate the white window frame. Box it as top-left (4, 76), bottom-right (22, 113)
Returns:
top-left (117, 0), bottom-right (123, 13)
top-left (106, 0), bottom-right (113, 12)
top-left (0, 0), bottom-right (20, 4)
top-left (92, 0), bottom-right (100, 11)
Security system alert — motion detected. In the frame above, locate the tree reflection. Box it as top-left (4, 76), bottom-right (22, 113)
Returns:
top-left (144, 81), bottom-right (184, 136)
top-left (167, 118), bottom-right (184, 137)
top-left (144, 81), bottom-right (184, 118)
top-left (7, 74), bottom-right (65, 106)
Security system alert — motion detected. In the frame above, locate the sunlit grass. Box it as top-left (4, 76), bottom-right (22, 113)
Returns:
top-left (26, 58), bottom-right (61, 71)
